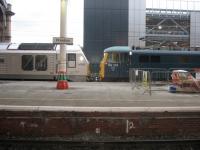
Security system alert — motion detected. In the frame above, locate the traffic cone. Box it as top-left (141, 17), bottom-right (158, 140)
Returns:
top-left (57, 71), bottom-right (69, 89)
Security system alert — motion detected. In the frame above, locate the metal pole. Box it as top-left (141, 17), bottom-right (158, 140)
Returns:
top-left (60, 0), bottom-right (67, 72)
top-left (57, 0), bottom-right (69, 89)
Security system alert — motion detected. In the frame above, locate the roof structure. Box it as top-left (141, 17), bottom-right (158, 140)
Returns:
top-left (143, 8), bottom-right (191, 50)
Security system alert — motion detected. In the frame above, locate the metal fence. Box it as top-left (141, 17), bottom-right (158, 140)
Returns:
top-left (129, 69), bottom-right (152, 95)
top-left (130, 68), bottom-right (200, 95)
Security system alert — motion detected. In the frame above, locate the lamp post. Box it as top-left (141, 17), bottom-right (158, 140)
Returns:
top-left (56, 0), bottom-right (69, 89)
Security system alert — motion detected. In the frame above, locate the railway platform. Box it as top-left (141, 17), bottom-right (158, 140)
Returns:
top-left (0, 81), bottom-right (200, 145)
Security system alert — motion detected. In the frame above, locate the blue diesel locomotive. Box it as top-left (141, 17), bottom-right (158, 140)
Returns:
top-left (99, 46), bottom-right (200, 81)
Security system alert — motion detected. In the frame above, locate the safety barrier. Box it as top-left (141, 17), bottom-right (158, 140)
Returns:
top-left (129, 69), bottom-right (151, 95)
top-left (129, 68), bottom-right (199, 95)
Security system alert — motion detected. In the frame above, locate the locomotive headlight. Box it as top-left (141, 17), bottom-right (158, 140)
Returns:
top-left (79, 56), bottom-right (84, 62)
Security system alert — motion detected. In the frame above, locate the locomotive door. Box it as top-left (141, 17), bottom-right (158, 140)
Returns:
top-left (119, 53), bottom-right (130, 79)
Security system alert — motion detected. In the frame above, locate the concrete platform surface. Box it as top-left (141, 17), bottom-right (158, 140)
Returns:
top-left (1, 81), bottom-right (200, 142)
top-left (0, 81), bottom-right (199, 108)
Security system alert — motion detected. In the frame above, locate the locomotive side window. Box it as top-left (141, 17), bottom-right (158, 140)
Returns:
top-left (179, 56), bottom-right (189, 63)
top-left (68, 53), bottom-right (76, 68)
top-left (151, 56), bottom-right (160, 63)
top-left (139, 55), bottom-right (149, 63)
top-left (35, 55), bottom-right (47, 71)
top-left (22, 55), bottom-right (34, 71)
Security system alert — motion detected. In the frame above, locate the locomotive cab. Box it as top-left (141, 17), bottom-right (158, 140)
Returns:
top-left (99, 46), bottom-right (131, 81)
top-left (0, 43), bottom-right (89, 81)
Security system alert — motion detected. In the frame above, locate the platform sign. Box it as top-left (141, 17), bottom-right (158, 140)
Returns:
top-left (53, 37), bottom-right (73, 45)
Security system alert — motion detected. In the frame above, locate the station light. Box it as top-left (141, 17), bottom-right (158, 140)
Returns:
top-left (158, 25), bottom-right (162, 30)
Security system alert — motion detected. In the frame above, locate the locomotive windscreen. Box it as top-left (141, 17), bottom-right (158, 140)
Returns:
top-left (18, 43), bottom-right (56, 50)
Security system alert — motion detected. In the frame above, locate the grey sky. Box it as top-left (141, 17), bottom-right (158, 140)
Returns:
top-left (9, 0), bottom-right (83, 45)
top-left (8, 0), bottom-right (200, 46)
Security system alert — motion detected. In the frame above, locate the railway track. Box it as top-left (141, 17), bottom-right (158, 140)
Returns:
top-left (0, 140), bottom-right (200, 150)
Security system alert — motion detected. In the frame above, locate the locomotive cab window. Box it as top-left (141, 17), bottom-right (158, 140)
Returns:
top-left (107, 53), bottom-right (112, 63)
top-left (120, 53), bottom-right (130, 63)
top-left (35, 55), bottom-right (47, 71)
top-left (113, 53), bottom-right (119, 63)
top-left (108, 53), bottom-right (120, 63)
top-left (68, 53), bottom-right (76, 68)
top-left (22, 55), bottom-right (34, 71)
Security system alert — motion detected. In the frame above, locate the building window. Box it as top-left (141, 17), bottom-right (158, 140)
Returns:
top-left (139, 55), bottom-right (149, 63)
top-left (68, 53), bottom-right (76, 68)
top-left (151, 56), bottom-right (160, 63)
top-left (22, 55), bottom-right (34, 71)
top-left (35, 55), bottom-right (48, 71)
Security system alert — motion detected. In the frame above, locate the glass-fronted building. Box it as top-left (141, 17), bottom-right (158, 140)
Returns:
top-left (84, 0), bottom-right (129, 64)
top-left (84, 0), bottom-right (200, 65)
